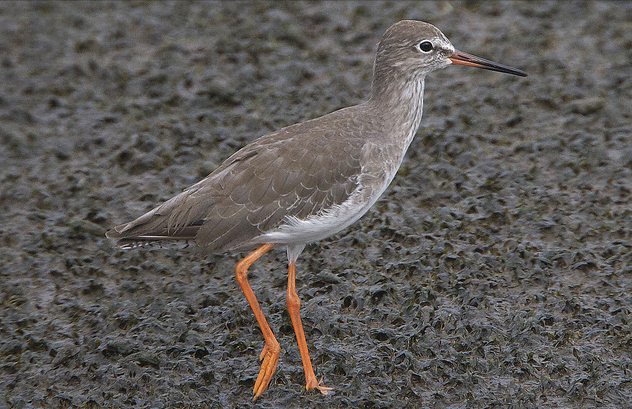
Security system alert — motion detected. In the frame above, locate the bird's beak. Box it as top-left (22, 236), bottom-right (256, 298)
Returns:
top-left (449, 50), bottom-right (527, 77)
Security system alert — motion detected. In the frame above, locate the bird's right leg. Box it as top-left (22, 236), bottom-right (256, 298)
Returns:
top-left (235, 243), bottom-right (278, 400)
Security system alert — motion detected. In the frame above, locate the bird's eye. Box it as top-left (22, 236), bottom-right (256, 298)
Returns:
top-left (419, 41), bottom-right (433, 53)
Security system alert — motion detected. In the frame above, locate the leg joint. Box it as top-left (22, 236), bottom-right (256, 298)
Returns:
top-left (235, 244), bottom-right (274, 285)
top-left (287, 289), bottom-right (301, 310)
top-left (235, 260), bottom-right (248, 284)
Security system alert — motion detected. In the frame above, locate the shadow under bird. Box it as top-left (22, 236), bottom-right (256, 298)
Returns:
top-left (107, 20), bottom-right (527, 399)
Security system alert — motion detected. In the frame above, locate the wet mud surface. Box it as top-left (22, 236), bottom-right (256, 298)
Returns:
top-left (1, 2), bottom-right (632, 408)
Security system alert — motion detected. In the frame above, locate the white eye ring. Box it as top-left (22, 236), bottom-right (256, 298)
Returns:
top-left (419, 41), bottom-right (433, 53)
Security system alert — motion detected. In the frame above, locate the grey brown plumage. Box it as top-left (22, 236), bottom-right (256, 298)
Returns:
top-left (106, 20), bottom-right (526, 398)
top-left (106, 106), bottom-right (365, 253)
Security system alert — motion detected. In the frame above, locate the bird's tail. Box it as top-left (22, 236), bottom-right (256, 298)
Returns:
top-left (106, 188), bottom-right (206, 248)
top-left (106, 221), bottom-right (201, 249)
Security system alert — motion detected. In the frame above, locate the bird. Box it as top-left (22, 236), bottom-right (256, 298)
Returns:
top-left (106, 20), bottom-right (527, 399)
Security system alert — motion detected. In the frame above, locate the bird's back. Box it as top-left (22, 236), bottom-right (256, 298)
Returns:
top-left (107, 105), bottom-right (369, 253)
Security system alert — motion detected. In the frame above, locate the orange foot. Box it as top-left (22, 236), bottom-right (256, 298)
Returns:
top-left (306, 376), bottom-right (334, 395)
top-left (253, 340), bottom-right (281, 400)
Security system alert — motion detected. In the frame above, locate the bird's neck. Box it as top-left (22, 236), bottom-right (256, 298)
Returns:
top-left (367, 72), bottom-right (426, 148)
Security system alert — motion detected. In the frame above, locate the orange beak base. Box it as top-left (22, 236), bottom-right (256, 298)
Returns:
top-left (449, 50), bottom-right (527, 77)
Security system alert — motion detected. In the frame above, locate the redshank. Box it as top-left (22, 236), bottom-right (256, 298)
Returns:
top-left (107, 20), bottom-right (526, 399)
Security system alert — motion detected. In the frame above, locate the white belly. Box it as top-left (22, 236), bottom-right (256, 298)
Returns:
top-left (257, 177), bottom-right (390, 246)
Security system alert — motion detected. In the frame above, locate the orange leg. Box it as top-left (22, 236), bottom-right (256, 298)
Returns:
top-left (235, 243), bottom-right (279, 400)
top-left (286, 261), bottom-right (333, 395)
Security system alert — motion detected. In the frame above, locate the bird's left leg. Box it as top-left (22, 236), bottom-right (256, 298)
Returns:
top-left (286, 260), bottom-right (333, 395)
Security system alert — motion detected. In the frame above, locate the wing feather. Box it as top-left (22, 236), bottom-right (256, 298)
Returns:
top-left (107, 105), bottom-right (367, 253)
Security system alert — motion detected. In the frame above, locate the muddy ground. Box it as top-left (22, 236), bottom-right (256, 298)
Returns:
top-left (1, 1), bottom-right (631, 408)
